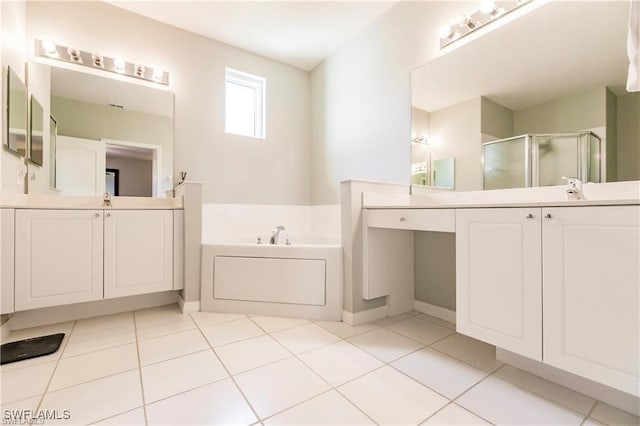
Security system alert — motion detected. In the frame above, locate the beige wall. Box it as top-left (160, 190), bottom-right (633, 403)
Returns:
top-left (26, 1), bottom-right (311, 205)
top-left (106, 157), bottom-right (153, 197)
top-left (429, 97), bottom-right (482, 191)
top-left (414, 231), bottom-right (455, 311)
top-left (513, 88), bottom-right (606, 134)
top-left (481, 97), bottom-right (513, 139)
top-left (616, 92), bottom-right (640, 181)
top-left (310, 1), bottom-right (475, 204)
top-left (606, 88), bottom-right (618, 182)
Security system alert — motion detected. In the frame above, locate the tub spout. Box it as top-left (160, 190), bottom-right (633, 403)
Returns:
top-left (270, 226), bottom-right (285, 244)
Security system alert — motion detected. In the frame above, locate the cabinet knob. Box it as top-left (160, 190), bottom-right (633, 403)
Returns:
top-left (526, 213), bottom-right (534, 219)
top-left (544, 213), bottom-right (552, 219)
top-left (106, 213), bottom-right (111, 218)
top-left (95, 213), bottom-right (100, 218)
top-left (399, 217), bottom-right (406, 222)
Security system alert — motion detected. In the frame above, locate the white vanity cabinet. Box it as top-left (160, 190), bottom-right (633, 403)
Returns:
top-left (104, 210), bottom-right (173, 298)
top-left (543, 206), bottom-right (639, 396)
top-left (15, 209), bottom-right (104, 310)
top-left (14, 208), bottom-right (178, 311)
top-left (455, 208), bottom-right (543, 360)
top-left (457, 205), bottom-right (640, 395)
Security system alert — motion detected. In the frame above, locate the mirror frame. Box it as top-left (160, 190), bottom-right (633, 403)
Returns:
top-left (29, 95), bottom-right (44, 166)
top-left (5, 66), bottom-right (28, 158)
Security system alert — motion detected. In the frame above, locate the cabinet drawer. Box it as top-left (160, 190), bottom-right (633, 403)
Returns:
top-left (365, 208), bottom-right (455, 232)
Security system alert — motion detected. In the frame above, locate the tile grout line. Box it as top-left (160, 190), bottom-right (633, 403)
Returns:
top-left (580, 400), bottom-right (600, 425)
top-left (191, 312), bottom-right (263, 424)
top-left (247, 316), bottom-right (380, 425)
top-left (132, 310), bottom-right (150, 426)
top-left (32, 320), bottom-right (78, 420)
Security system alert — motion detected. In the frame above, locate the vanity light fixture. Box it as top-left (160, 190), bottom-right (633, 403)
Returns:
top-left (439, 0), bottom-right (532, 49)
top-left (34, 39), bottom-right (170, 85)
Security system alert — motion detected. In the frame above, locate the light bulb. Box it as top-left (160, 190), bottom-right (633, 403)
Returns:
top-left (41, 40), bottom-right (57, 56)
top-left (438, 25), bottom-right (454, 39)
top-left (113, 58), bottom-right (126, 72)
top-left (152, 68), bottom-right (164, 81)
top-left (457, 14), bottom-right (478, 29)
top-left (480, 0), bottom-right (497, 15)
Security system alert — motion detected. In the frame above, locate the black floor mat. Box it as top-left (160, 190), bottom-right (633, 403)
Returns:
top-left (1, 333), bottom-right (65, 365)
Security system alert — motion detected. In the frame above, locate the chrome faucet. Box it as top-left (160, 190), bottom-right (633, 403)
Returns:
top-left (564, 177), bottom-right (584, 200)
top-left (103, 192), bottom-right (112, 207)
top-left (269, 225), bottom-right (285, 245)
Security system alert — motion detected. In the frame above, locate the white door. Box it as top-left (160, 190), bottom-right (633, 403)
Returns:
top-left (56, 135), bottom-right (106, 195)
top-left (543, 206), bottom-right (640, 396)
top-left (456, 208), bottom-right (542, 360)
top-left (104, 210), bottom-right (173, 299)
top-left (15, 209), bottom-right (104, 310)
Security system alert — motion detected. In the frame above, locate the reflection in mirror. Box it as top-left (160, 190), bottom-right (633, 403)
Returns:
top-left (6, 66), bottom-right (27, 157)
top-left (41, 64), bottom-right (174, 197)
top-left (30, 95), bottom-right (44, 166)
top-left (411, 1), bottom-right (639, 191)
top-left (49, 116), bottom-right (57, 188)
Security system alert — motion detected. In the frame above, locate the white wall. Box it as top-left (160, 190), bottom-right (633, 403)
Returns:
top-left (25, 1), bottom-right (311, 205)
top-left (310, 1), bottom-right (474, 204)
top-left (202, 204), bottom-right (340, 244)
top-left (1, 0), bottom-right (27, 194)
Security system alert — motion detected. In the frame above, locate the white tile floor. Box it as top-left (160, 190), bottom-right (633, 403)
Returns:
top-left (1, 304), bottom-right (639, 426)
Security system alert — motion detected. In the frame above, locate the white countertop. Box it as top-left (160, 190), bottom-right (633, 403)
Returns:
top-left (0, 192), bottom-right (183, 209)
top-left (362, 181), bottom-right (640, 209)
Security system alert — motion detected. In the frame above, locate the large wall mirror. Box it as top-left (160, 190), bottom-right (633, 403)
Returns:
top-left (411, 1), bottom-right (639, 192)
top-left (6, 66), bottom-right (28, 157)
top-left (33, 64), bottom-right (174, 197)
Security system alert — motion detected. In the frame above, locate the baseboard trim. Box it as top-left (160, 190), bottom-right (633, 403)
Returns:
top-left (9, 291), bottom-right (179, 330)
top-left (178, 295), bottom-right (200, 314)
top-left (342, 305), bottom-right (387, 325)
top-left (413, 300), bottom-right (456, 323)
top-left (497, 348), bottom-right (640, 417)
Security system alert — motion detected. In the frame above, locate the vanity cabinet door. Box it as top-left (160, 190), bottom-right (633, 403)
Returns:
top-left (456, 208), bottom-right (542, 361)
top-left (104, 210), bottom-right (173, 299)
top-left (15, 209), bottom-right (104, 310)
top-left (543, 206), bottom-right (640, 396)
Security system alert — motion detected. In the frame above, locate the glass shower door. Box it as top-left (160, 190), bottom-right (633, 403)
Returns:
top-left (483, 135), bottom-right (529, 190)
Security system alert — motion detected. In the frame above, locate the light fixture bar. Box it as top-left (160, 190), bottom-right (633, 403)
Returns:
top-left (439, 0), bottom-right (532, 49)
top-left (35, 39), bottom-right (169, 86)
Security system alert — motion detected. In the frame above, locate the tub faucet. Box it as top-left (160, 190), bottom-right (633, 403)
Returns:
top-left (270, 226), bottom-right (285, 245)
top-left (564, 177), bottom-right (584, 200)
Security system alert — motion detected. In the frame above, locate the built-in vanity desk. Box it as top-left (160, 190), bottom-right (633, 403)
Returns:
top-left (0, 194), bottom-right (184, 316)
top-left (361, 183), bottom-right (640, 399)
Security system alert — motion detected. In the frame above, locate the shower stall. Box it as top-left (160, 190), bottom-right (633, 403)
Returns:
top-left (482, 131), bottom-right (602, 190)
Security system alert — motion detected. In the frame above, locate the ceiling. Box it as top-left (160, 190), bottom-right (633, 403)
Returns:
top-left (106, 1), bottom-right (397, 71)
top-left (412, 1), bottom-right (630, 112)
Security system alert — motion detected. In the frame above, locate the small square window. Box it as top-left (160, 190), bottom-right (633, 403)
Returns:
top-left (225, 67), bottom-right (265, 139)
